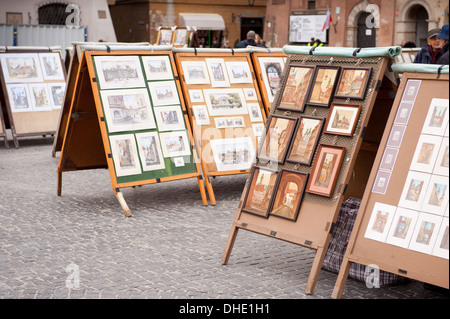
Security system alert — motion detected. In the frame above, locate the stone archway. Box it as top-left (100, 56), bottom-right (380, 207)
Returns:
top-left (346, 1), bottom-right (380, 47)
top-left (395, 0), bottom-right (435, 46)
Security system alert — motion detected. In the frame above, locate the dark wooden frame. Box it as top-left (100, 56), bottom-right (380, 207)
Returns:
top-left (323, 103), bottom-right (362, 137)
top-left (334, 67), bottom-right (372, 100)
top-left (306, 65), bottom-right (341, 108)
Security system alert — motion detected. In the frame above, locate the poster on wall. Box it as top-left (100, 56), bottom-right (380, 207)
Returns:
top-left (289, 15), bottom-right (328, 43)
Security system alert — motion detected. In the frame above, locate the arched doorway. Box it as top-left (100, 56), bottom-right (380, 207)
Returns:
top-left (357, 12), bottom-right (376, 48)
top-left (407, 5), bottom-right (429, 47)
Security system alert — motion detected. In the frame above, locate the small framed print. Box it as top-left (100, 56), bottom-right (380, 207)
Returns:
top-left (433, 138), bottom-right (449, 176)
top-left (135, 131), bottom-right (165, 171)
top-left (205, 58), bottom-right (230, 87)
top-left (154, 105), bottom-right (185, 132)
top-left (109, 134), bottom-right (142, 177)
top-left (364, 202), bottom-right (397, 242)
top-left (93, 55), bottom-right (146, 90)
top-left (243, 88), bottom-right (257, 101)
top-left (148, 81), bottom-right (180, 106)
top-left (1, 53), bottom-right (43, 83)
top-left (203, 89), bottom-right (248, 116)
top-left (48, 83), bottom-right (66, 109)
top-left (258, 57), bottom-right (285, 103)
top-left (394, 102), bottom-right (414, 125)
top-left (371, 170), bottom-right (391, 195)
top-left (181, 61), bottom-right (210, 85)
top-left (307, 66), bottom-right (340, 108)
top-left (252, 123), bottom-right (265, 138)
top-left (409, 213), bottom-right (442, 254)
top-left (247, 103), bottom-right (264, 122)
top-left (409, 134), bottom-right (442, 173)
top-left (379, 147), bottom-right (399, 171)
top-left (323, 103), bottom-right (361, 137)
top-left (172, 27), bottom-right (189, 47)
top-left (398, 171), bottom-right (431, 210)
top-left (210, 137), bottom-right (255, 172)
top-left (432, 218), bottom-right (449, 259)
top-left (159, 130), bottom-right (191, 158)
top-left (278, 65), bottom-right (315, 112)
top-left (214, 116), bottom-right (245, 129)
top-left (156, 27), bottom-right (174, 45)
top-left (225, 61), bottom-right (253, 84)
top-left (6, 84), bottom-right (33, 112)
top-left (334, 67), bottom-right (371, 100)
top-left (386, 125), bottom-right (406, 148)
top-left (421, 98), bottom-right (449, 136)
top-left (306, 144), bottom-right (346, 197)
top-left (242, 166), bottom-right (280, 218)
top-left (38, 52), bottom-right (65, 81)
top-left (421, 174), bottom-right (449, 215)
top-left (191, 105), bottom-right (210, 126)
top-left (286, 115), bottom-right (324, 166)
top-left (29, 83), bottom-right (52, 111)
top-left (141, 56), bottom-right (173, 81)
top-left (386, 208), bottom-right (419, 248)
top-left (269, 169), bottom-right (308, 221)
top-left (258, 115), bottom-right (297, 164)
top-left (188, 89), bottom-right (204, 103)
top-left (401, 79), bottom-right (421, 102)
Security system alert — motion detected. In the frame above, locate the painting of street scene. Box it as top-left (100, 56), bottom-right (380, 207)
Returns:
top-left (204, 89), bottom-right (247, 116)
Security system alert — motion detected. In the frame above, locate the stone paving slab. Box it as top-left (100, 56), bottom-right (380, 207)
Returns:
top-left (0, 136), bottom-right (448, 302)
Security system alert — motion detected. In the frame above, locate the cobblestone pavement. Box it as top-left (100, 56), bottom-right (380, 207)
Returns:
top-left (0, 136), bottom-right (448, 302)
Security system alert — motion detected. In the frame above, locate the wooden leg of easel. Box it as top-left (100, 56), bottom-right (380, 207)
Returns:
top-left (305, 246), bottom-right (327, 295)
top-left (221, 223), bottom-right (239, 265)
top-left (197, 176), bottom-right (208, 206)
top-left (115, 190), bottom-right (132, 217)
top-left (57, 168), bottom-right (62, 196)
top-left (205, 175), bottom-right (216, 206)
top-left (331, 257), bottom-right (352, 299)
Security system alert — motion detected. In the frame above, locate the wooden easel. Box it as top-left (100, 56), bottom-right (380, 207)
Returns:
top-left (57, 45), bottom-right (207, 216)
top-left (222, 47), bottom-right (398, 295)
top-left (0, 98), bottom-right (8, 148)
top-left (332, 68), bottom-right (449, 299)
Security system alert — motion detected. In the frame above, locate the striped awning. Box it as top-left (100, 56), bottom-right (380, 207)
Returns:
top-left (178, 13), bottom-right (225, 31)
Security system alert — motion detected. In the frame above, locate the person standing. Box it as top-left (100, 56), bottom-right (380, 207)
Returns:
top-left (234, 30), bottom-right (261, 48)
top-left (436, 24), bottom-right (449, 65)
top-left (414, 28), bottom-right (442, 64)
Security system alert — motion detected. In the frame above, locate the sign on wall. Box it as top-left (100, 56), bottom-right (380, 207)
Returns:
top-left (289, 15), bottom-right (328, 43)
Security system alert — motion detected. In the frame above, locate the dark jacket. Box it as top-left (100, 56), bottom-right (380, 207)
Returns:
top-left (234, 38), bottom-right (261, 48)
top-left (413, 45), bottom-right (435, 64)
top-left (436, 42), bottom-right (449, 65)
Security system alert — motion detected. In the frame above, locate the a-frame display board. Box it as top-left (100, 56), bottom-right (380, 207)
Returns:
top-left (173, 48), bottom-right (267, 205)
top-left (222, 45), bottom-right (402, 295)
top-left (249, 47), bottom-right (287, 115)
top-left (0, 46), bottom-right (66, 148)
top-left (332, 64), bottom-right (449, 299)
top-left (57, 44), bottom-right (207, 216)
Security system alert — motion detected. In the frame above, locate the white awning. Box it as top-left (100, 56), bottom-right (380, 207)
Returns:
top-left (178, 13), bottom-right (225, 31)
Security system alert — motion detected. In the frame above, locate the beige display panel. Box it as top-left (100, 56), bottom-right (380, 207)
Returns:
top-left (332, 72), bottom-right (449, 299)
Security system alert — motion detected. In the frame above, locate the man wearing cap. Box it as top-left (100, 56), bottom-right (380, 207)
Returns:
top-left (414, 28), bottom-right (442, 64)
top-left (436, 24), bottom-right (449, 64)
top-left (235, 30), bottom-right (261, 48)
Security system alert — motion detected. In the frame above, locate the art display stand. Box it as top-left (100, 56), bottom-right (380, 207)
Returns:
top-left (0, 46), bottom-right (66, 148)
top-left (222, 45), bottom-right (402, 295)
top-left (332, 64), bottom-right (449, 299)
top-left (0, 97), bottom-right (8, 148)
top-left (57, 44), bottom-right (207, 216)
top-left (173, 48), bottom-right (268, 205)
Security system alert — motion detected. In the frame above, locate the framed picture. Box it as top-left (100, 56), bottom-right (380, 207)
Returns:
top-left (421, 98), bottom-right (449, 136)
top-left (188, 89), bottom-right (204, 103)
top-left (93, 55), bottom-right (146, 90)
top-left (5, 84), bottom-right (33, 112)
top-left (258, 115), bottom-right (297, 164)
top-left (48, 83), bottom-right (66, 109)
top-left (156, 28), bottom-right (174, 45)
top-left (147, 80), bottom-right (180, 106)
top-left (135, 131), bottom-right (166, 171)
top-left (159, 130), bottom-right (191, 158)
top-left (386, 124), bottom-right (406, 148)
top-left (306, 144), bottom-right (346, 197)
top-left (109, 134), bottom-right (142, 177)
top-left (433, 138), bottom-right (449, 176)
top-left (364, 202), bottom-right (397, 243)
top-left (99, 88), bottom-right (156, 133)
top-left (29, 83), bottom-right (52, 111)
top-left (269, 169), bottom-right (308, 221)
top-left (432, 218), bottom-right (449, 259)
top-left (323, 103), bottom-right (361, 137)
top-left (307, 66), bottom-right (340, 108)
top-left (214, 116), bottom-right (245, 129)
top-left (334, 67), bottom-right (371, 100)
top-left (141, 56), bottom-right (173, 81)
top-left (421, 174), bottom-right (449, 215)
top-left (247, 103), bottom-right (264, 122)
top-left (1, 53), bottom-right (43, 83)
top-left (401, 79), bottom-right (421, 103)
top-left (278, 65), bottom-right (315, 112)
top-left (203, 88), bottom-right (247, 116)
top-left (191, 104), bottom-right (210, 126)
top-left (286, 115), bottom-right (324, 166)
top-left (173, 27), bottom-right (189, 47)
top-left (205, 58), bottom-right (230, 87)
top-left (409, 134), bottom-right (442, 173)
top-left (243, 88), bottom-right (257, 101)
top-left (409, 212), bottom-right (442, 254)
top-left (154, 105), bottom-right (185, 132)
top-left (38, 52), bottom-right (65, 81)
top-left (252, 123), bottom-right (265, 138)
top-left (258, 57), bottom-right (285, 103)
top-left (371, 170), bottom-right (391, 195)
top-left (398, 171), bottom-right (431, 211)
top-left (242, 166), bottom-right (279, 218)
top-left (225, 61), bottom-right (253, 84)
top-left (386, 207), bottom-right (419, 248)
top-left (181, 61), bottom-right (210, 85)
top-left (379, 147), bottom-right (399, 171)
top-left (394, 102), bottom-right (414, 125)
top-left (210, 137), bottom-right (255, 172)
